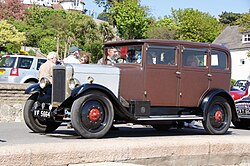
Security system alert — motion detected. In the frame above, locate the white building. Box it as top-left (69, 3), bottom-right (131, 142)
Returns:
top-left (22, 0), bottom-right (85, 12)
top-left (213, 26), bottom-right (250, 81)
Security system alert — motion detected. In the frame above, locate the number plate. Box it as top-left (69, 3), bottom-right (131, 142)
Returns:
top-left (0, 70), bottom-right (4, 75)
top-left (236, 103), bottom-right (250, 115)
top-left (237, 108), bottom-right (250, 115)
top-left (33, 110), bottom-right (51, 118)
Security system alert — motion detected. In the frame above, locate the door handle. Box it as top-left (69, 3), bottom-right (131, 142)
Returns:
top-left (207, 74), bottom-right (212, 77)
top-left (176, 71), bottom-right (181, 75)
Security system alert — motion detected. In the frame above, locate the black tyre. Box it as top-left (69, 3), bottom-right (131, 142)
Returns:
top-left (232, 119), bottom-right (250, 129)
top-left (23, 94), bottom-right (62, 133)
top-left (202, 96), bottom-right (232, 135)
top-left (71, 91), bottom-right (114, 138)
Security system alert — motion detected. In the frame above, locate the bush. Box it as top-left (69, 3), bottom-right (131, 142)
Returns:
top-left (231, 79), bottom-right (236, 87)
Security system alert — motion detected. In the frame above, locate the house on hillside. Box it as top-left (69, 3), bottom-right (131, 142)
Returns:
top-left (22, 0), bottom-right (85, 12)
top-left (213, 25), bottom-right (250, 81)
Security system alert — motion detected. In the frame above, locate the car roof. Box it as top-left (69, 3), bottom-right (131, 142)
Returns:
top-left (104, 39), bottom-right (230, 52)
top-left (3, 54), bottom-right (46, 59)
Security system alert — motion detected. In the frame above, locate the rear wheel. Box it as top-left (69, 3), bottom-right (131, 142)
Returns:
top-left (202, 96), bottom-right (232, 135)
top-left (71, 91), bottom-right (114, 138)
top-left (232, 119), bottom-right (250, 129)
top-left (23, 93), bottom-right (62, 133)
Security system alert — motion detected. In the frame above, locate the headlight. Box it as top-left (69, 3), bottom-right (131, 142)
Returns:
top-left (39, 77), bottom-right (51, 89)
top-left (68, 78), bottom-right (80, 90)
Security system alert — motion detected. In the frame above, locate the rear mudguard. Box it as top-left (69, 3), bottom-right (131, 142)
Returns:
top-left (58, 83), bottom-right (135, 121)
top-left (199, 88), bottom-right (238, 122)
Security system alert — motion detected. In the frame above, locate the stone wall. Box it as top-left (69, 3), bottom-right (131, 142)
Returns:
top-left (0, 83), bottom-right (30, 122)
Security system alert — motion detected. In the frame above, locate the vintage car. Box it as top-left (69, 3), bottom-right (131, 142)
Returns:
top-left (230, 80), bottom-right (249, 101)
top-left (23, 39), bottom-right (238, 138)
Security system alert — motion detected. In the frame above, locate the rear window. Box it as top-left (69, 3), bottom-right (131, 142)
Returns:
top-left (0, 57), bottom-right (16, 68)
top-left (17, 57), bottom-right (33, 69)
top-left (211, 50), bottom-right (227, 69)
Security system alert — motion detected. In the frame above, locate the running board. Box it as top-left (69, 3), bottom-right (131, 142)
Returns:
top-left (137, 115), bottom-right (203, 121)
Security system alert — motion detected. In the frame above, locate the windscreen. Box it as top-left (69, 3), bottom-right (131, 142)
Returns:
top-left (0, 57), bottom-right (16, 68)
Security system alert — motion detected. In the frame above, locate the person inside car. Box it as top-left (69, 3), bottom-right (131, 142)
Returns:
top-left (98, 47), bottom-right (118, 64)
top-left (186, 55), bottom-right (199, 67)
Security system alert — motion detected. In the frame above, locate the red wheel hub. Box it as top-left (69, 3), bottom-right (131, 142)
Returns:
top-left (89, 108), bottom-right (101, 122)
top-left (214, 110), bottom-right (223, 121)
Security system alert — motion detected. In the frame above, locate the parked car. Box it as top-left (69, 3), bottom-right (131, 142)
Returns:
top-left (23, 39), bottom-right (237, 138)
top-left (230, 80), bottom-right (249, 101)
top-left (0, 55), bottom-right (46, 84)
top-left (233, 95), bottom-right (250, 129)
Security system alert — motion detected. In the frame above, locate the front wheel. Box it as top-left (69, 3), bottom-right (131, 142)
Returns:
top-left (23, 93), bottom-right (62, 133)
top-left (71, 91), bottom-right (114, 138)
top-left (202, 96), bottom-right (232, 135)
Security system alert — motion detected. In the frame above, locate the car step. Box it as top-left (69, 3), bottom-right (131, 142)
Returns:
top-left (137, 115), bottom-right (203, 121)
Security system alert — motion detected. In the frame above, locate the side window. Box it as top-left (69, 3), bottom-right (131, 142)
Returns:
top-left (147, 46), bottom-right (176, 65)
top-left (182, 48), bottom-right (208, 67)
top-left (37, 59), bottom-right (46, 70)
top-left (18, 57), bottom-right (33, 69)
top-left (211, 50), bottom-right (227, 70)
top-left (0, 57), bottom-right (16, 68)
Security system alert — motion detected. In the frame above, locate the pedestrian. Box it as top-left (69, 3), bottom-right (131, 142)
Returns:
top-left (97, 47), bottom-right (118, 64)
top-left (63, 46), bottom-right (82, 64)
top-left (80, 52), bottom-right (92, 64)
top-left (38, 51), bottom-right (58, 83)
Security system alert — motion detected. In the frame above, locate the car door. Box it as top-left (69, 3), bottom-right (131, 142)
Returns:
top-left (144, 45), bottom-right (179, 106)
top-left (209, 49), bottom-right (231, 91)
top-left (179, 46), bottom-right (209, 107)
top-left (117, 45), bottom-right (145, 101)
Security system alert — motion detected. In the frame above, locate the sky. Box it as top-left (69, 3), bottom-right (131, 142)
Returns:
top-left (84, 0), bottom-right (250, 19)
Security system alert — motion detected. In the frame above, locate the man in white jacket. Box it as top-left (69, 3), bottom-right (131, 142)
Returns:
top-left (63, 46), bottom-right (82, 64)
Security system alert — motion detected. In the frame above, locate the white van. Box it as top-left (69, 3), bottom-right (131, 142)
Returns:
top-left (0, 55), bottom-right (46, 83)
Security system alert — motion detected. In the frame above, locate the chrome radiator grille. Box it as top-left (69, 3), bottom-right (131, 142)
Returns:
top-left (52, 65), bottom-right (66, 107)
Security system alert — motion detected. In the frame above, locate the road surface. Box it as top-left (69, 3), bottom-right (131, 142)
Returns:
top-left (0, 122), bottom-right (250, 166)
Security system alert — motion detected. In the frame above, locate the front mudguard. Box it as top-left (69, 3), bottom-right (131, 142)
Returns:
top-left (25, 83), bottom-right (41, 94)
top-left (25, 83), bottom-right (52, 103)
top-left (57, 83), bottom-right (135, 121)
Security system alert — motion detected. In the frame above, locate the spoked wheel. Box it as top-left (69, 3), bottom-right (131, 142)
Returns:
top-left (23, 93), bottom-right (62, 133)
top-left (71, 91), bottom-right (114, 138)
top-left (203, 96), bottom-right (232, 135)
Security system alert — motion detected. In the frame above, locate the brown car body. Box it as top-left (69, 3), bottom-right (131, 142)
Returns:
top-left (24, 39), bottom-right (238, 138)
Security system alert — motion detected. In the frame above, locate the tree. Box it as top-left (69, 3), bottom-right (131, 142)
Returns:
top-left (38, 36), bottom-right (57, 55)
top-left (99, 22), bottom-right (115, 42)
top-left (0, 20), bottom-right (26, 53)
top-left (237, 12), bottom-right (250, 32)
top-left (145, 17), bottom-right (178, 39)
top-left (171, 8), bottom-right (222, 43)
top-left (94, 0), bottom-right (123, 12)
top-left (110, 0), bottom-right (150, 39)
top-left (0, 0), bottom-right (25, 20)
top-left (219, 11), bottom-right (242, 25)
top-left (97, 12), bottom-right (110, 22)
